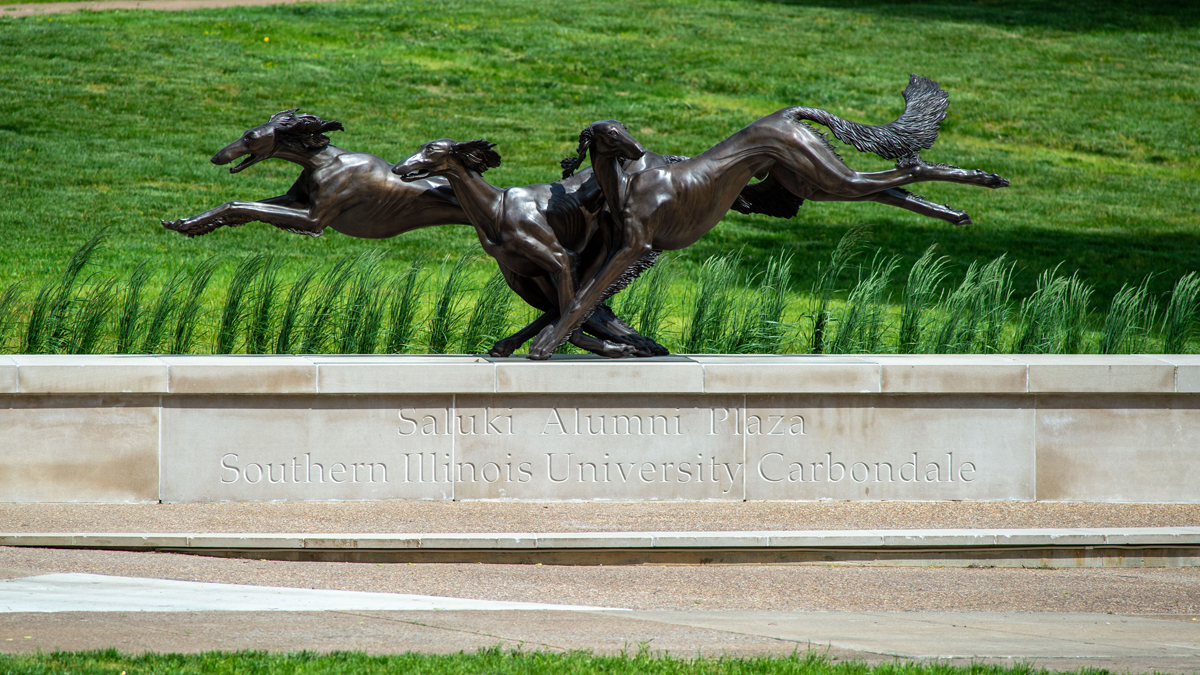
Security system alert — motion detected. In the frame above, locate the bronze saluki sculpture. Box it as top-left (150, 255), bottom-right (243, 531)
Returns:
top-left (161, 110), bottom-right (795, 357)
top-left (161, 109), bottom-right (467, 239)
top-left (527, 75), bottom-right (1010, 359)
top-left (391, 138), bottom-right (643, 358)
top-left (160, 110), bottom-right (684, 356)
top-left (160, 110), bottom-right (664, 356)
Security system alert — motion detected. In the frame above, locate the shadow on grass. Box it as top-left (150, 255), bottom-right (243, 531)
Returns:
top-left (693, 215), bottom-right (1200, 304)
top-left (755, 0), bottom-right (1200, 32)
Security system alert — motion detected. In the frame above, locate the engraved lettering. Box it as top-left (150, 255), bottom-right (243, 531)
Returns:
top-left (578, 462), bottom-right (600, 482)
top-left (329, 462), bottom-right (346, 483)
top-left (850, 462), bottom-right (869, 483)
top-left (486, 408), bottom-right (513, 435)
top-left (456, 462), bottom-right (476, 483)
top-left (542, 408), bottom-right (568, 435)
top-left (959, 462), bottom-right (976, 482)
top-left (925, 462), bottom-right (942, 482)
top-left (220, 453), bottom-right (239, 484)
top-left (547, 453), bottom-right (572, 482)
top-left (369, 463), bottom-right (386, 483)
top-left (398, 409), bottom-right (418, 436)
top-left (788, 462), bottom-right (804, 481)
top-left (676, 462), bottom-right (693, 482)
top-left (615, 461), bottom-right (634, 482)
top-left (758, 452), bottom-right (784, 482)
top-left (613, 415), bottom-right (641, 435)
top-left (660, 462), bottom-right (673, 482)
top-left (873, 462), bottom-right (892, 482)
top-left (826, 453), bottom-right (845, 482)
top-left (244, 463), bottom-right (263, 484)
top-left (720, 462), bottom-right (742, 494)
top-left (402, 453), bottom-right (424, 483)
top-left (640, 462), bottom-right (656, 482)
top-left (481, 462), bottom-right (500, 483)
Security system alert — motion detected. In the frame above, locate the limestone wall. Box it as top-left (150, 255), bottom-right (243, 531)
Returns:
top-left (1, 354), bottom-right (1197, 503)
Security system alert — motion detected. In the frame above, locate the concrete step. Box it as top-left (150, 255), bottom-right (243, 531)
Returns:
top-left (6, 527), bottom-right (1200, 567)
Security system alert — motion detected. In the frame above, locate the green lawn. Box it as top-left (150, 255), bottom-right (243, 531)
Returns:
top-left (0, 0), bottom-right (1198, 354)
top-left (0, 648), bottom-right (1128, 675)
top-left (2, 0), bottom-right (1198, 289)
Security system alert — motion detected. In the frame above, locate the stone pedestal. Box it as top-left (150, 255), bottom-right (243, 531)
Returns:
top-left (2, 354), bottom-right (1198, 503)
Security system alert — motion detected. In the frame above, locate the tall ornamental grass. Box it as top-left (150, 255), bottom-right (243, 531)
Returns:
top-left (2, 234), bottom-right (1198, 356)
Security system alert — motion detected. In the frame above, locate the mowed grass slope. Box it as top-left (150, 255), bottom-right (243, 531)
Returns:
top-left (1, 0), bottom-right (1197, 300)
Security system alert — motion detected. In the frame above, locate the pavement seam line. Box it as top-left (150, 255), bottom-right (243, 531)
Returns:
top-left (332, 610), bottom-right (568, 651)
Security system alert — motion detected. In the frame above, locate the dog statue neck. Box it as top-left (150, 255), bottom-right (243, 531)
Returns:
top-left (272, 142), bottom-right (345, 171)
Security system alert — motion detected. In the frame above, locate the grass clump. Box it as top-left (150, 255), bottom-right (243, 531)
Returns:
top-left (829, 252), bottom-right (900, 354)
top-left (246, 256), bottom-right (283, 355)
top-left (898, 245), bottom-right (951, 353)
top-left (1161, 272), bottom-right (1200, 354)
top-left (613, 254), bottom-right (677, 345)
top-left (1010, 268), bottom-right (1093, 355)
top-left (383, 254), bottom-right (429, 355)
top-left (681, 253), bottom-right (746, 354)
top-left (335, 249), bottom-right (388, 355)
top-left (426, 251), bottom-right (476, 354)
top-left (171, 257), bottom-right (219, 355)
top-left (460, 270), bottom-right (515, 355)
top-left (22, 233), bottom-right (107, 354)
top-left (808, 225), bottom-right (868, 355)
top-left (1099, 276), bottom-right (1158, 355)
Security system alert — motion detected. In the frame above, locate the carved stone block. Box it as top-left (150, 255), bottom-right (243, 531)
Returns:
top-left (0, 395), bottom-right (159, 502)
top-left (743, 394), bottom-right (1036, 500)
top-left (160, 395), bottom-right (453, 501)
top-left (453, 394), bottom-right (745, 499)
top-left (1035, 394), bottom-right (1200, 502)
top-left (13, 355), bottom-right (169, 394)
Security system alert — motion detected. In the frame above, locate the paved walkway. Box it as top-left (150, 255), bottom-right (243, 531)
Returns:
top-left (2, 545), bottom-right (1199, 671)
top-left (3, 502), bottom-right (1198, 669)
top-left (0, 0), bottom-right (336, 17)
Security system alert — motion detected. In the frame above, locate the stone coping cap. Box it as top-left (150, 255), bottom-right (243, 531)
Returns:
top-left (4, 527), bottom-right (1199, 550)
top-left (2, 354), bottom-right (1195, 395)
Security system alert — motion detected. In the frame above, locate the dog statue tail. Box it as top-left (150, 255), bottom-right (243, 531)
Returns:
top-left (787, 74), bottom-right (949, 166)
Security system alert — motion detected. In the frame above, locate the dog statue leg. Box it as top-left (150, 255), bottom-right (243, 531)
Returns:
top-left (162, 201), bottom-right (323, 238)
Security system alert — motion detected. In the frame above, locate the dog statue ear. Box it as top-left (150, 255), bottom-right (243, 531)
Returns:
top-left (451, 140), bottom-right (501, 174)
top-left (319, 120), bottom-right (345, 133)
top-left (269, 108), bottom-right (300, 124)
top-left (560, 125), bottom-right (595, 179)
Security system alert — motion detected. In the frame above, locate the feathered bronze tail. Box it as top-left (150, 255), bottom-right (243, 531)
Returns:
top-left (786, 74), bottom-right (949, 165)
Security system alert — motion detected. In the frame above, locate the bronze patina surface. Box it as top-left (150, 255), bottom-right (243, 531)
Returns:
top-left (164, 76), bottom-right (1008, 359)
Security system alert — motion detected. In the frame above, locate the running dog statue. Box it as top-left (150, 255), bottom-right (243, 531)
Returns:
top-left (528, 75), bottom-right (1009, 358)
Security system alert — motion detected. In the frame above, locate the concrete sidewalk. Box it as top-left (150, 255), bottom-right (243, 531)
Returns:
top-left (3, 546), bottom-right (1200, 672)
top-left (1, 570), bottom-right (1198, 672)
